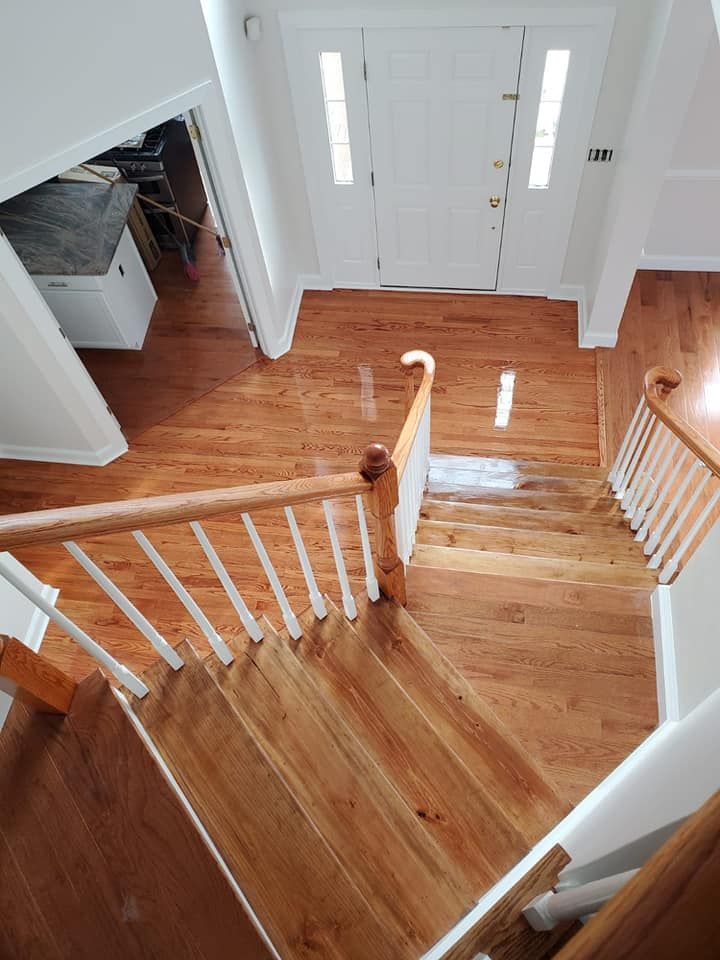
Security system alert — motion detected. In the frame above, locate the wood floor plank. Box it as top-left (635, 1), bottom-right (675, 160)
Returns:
top-left (0, 829), bottom-right (63, 960)
top-left (289, 604), bottom-right (531, 896)
top-left (47, 671), bottom-right (272, 960)
top-left (205, 625), bottom-right (468, 954)
top-left (416, 520), bottom-right (647, 566)
top-left (412, 544), bottom-right (657, 588)
top-left (351, 596), bottom-right (570, 844)
top-left (132, 640), bottom-right (396, 960)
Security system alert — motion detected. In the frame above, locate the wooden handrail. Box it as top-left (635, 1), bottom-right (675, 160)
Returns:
top-left (644, 366), bottom-right (720, 478)
top-left (554, 788), bottom-right (720, 959)
top-left (0, 636), bottom-right (77, 714)
top-left (0, 472), bottom-right (370, 551)
top-left (393, 350), bottom-right (436, 480)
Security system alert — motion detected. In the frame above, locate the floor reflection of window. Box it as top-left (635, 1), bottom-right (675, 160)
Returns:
top-left (494, 370), bottom-right (516, 429)
top-left (358, 364), bottom-right (377, 421)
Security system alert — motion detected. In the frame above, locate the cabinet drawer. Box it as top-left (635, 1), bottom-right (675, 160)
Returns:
top-left (33, 273), bottom-right (102, 292)
top-left (40, 289), bottom-right (125, 348)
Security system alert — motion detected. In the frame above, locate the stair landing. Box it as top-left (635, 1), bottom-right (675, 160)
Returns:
top-left (409, 454), bottom-right (659, 806)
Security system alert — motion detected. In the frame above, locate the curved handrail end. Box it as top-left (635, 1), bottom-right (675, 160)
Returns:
top-left (401, 349), bottom-right (436, 379)
top-left (645, 366), bottom-right (682, 402)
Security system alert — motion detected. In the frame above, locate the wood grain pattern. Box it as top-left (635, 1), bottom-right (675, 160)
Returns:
top-left (133, 640), bottom-right (396, 960)
top-left (440, 845), bottom-right (577, 960)
top-left (78, 208), bottom-right (257, 439)
top-left (0, 636), bottom-right (77, 713)
top-left (0, 677), bottom-right (273, 960)
top-left (206, 620), bottom-right (469, 953)
top-left (554, 789), bottom-right (720, 960)
top-left (289, 604), bottom-right (531, 893)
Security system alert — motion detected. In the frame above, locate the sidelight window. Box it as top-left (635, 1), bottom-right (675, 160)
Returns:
top-left (529, 50), bottom-right (570, 190)
top-left (319, 52), bottom-right (354, 184)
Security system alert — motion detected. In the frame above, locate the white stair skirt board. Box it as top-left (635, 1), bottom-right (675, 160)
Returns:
top-left (114, 688), bottom-right (283, 960)
top-left (651, 585), bottom-right (680, 724)
top-left (0, 553), bottom-right (59, 731)
top-left (420, 721), bottom-right (676, 960)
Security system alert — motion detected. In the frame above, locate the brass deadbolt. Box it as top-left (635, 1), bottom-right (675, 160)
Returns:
top-left (493, 159), bottom-right (505, 169)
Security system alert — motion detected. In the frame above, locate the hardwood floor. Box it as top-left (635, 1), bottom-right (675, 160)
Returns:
top-left (78, 211), bottom-right (257, 439)
top-left (598, 270), bottom-right (720, 462)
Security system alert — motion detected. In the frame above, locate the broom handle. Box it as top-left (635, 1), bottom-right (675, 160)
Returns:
top-left (78, 163), bottom-right (221, 238)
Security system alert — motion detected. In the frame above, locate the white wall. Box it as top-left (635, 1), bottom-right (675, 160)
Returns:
top-left (559, 689), bottom-right (720, 877)
top-left (642, 35), bottom-right (720, 268)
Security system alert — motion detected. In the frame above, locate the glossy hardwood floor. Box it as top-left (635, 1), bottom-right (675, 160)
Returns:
top-left (598, 270), bottom-right (720, 462)
top-left (78, 211), bottom-right (257, 439)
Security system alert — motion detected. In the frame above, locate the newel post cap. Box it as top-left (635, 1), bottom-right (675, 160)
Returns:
top-left (359, 443), bottom-right (393, 480)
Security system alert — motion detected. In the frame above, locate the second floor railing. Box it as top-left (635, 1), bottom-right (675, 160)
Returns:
top-left (609, 366), bottom-right (720, 583)
top-left (0, 351), bottom-right (435, 698)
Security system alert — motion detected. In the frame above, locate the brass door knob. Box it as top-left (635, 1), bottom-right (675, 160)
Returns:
top-left (489, 195), bottom-right (502, 208)
top-left (493, 159), bottom-right (505, 169)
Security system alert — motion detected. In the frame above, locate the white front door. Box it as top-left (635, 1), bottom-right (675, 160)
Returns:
top-left (364, 27), bottom-right (524, 289)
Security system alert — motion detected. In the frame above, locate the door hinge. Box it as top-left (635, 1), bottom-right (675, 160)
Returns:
top-left (376, 256), bottom-right (381, 271)
top-left (363, 59), bottom-right (367, 81)
top-left (247, 320), bottom-right (257, 334)
top-left (221, 235), bottom-right (232, 249)
top-left (502, 93), bottom-right (519, 101)
top-left (188, 122), bottom-right (201, 141)
top-left (370, 171), bottom-right (375, 187)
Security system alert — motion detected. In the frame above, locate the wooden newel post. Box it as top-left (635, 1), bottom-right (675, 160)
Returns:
top-left (359, 443), bottom-right (407, 606)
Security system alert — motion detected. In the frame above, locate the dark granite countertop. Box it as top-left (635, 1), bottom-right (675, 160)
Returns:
top-left (0, 181), bottom-right (138, 276)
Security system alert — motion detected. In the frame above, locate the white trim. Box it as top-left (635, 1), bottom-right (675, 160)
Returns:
top-left (301, 273), bottom-right (333, 292)
top-left (0, 439), bottom-right (128, 466)
top-left (25, 584), bottom-right (60, 654)
top-left (421, 719), bottom-right (676, 960)
top-left (113, 688), bottom-right (283, 960)
top-left (280, 8), bottom-right (616, 30)
top-left (578, 291), bottom-right (617, 349)
top-left (664, 168), bottom-right (720, 182)
top-left (269, 276), bottom-right (305, 358)
top-left (651, 585), bottom-right (680, 723)
top-left (639, 254), bottom-right (720, 271)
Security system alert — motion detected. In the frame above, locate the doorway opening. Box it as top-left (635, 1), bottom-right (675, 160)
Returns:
top-left (0, 109), bottom-right (258, 441)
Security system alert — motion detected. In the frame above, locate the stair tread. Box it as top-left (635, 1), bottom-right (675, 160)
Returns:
top-left (416, 519), bottom-right (647, 566)
top-left (426, 483), bottom-right (620, 515)
top-left (412, 543), bottom-right (657, 588)
top-left (291, 603), bottom-right (533, 897)
top-left (421, 499), bottom-right (628, 535)
top-left (430, 453), bottom-right (607, 480)
top-left (429, 465), bottom-right (608, 495)
top-left (204, 620), bottom-right (469, 954)
top-left (133, 640), bottom-right (396, 960)
top-left (352, 595), bottom-right (570, 845)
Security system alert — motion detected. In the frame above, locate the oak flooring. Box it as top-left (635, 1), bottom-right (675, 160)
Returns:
top-left (78, 210), bottom-right (257, 439)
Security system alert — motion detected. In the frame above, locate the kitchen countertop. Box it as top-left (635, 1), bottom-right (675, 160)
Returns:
top-left (0, 181), bottom-right (138, 276)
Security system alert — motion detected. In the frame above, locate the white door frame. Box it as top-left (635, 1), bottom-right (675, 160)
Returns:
top-left (280, 6), bottom-right (614, 299)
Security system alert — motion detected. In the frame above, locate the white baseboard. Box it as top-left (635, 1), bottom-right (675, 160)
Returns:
top-left (639, 254), bottom-right (720, 271)
top-left (574, 286), bottom-right (618, 349)
top-left (651, 585), bottom-right (680, 723)
top-left (300, 272), bottom-right (333, 291)
top-left (0, 439), bottom-right (128, 466)
top-left (421, 719), bottom-right (676, 959)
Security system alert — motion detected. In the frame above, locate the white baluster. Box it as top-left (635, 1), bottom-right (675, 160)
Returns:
top-left (0, 556), bottom-right (149, 698)
top-left (630, 431), bottom-right (676, 530)
top-left (322, 499), bottom-right (357, 620)
top-left (355, 494), bottom-right (380, 601)
top-left (64, 541), bottom-right (183, 670)
top-left (636, 445), bottom-right (690, 543)
top-left (622, 416), bottom-right (659, 512)
top-left (241, 514), bottom-right (302, 639)
top-left (189, 521), bottom-right (264, 643)
top-left (616, 411), bottom-right (654, 501)
top-left (643, 457), bottom-right (699, 556)
top-left (659, 485), bottom-right (720, 583)
top-left (283, 506), bottom-right (327, 620)
top-left (132, 531), bottom-right (234, 665)
top-left (609, 397), bottom-right (644, 485)
top-left (648, 466), bottom-right (711, 569)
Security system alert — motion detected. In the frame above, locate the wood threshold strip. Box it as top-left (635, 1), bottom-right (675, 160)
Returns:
top-left (0, 635), bottom-right (77, 714)
top-left (393, 350), bottom-right (436, 480)
top-left (645, 366), bottom-right (720, 478)
top-left (0, 473), bottom-right (371, 551)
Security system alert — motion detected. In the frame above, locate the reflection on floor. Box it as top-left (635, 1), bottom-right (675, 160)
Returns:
top-left (78, 211), bottom-right (258, 439)
top-left (598, 270), bottom-right (720, 461)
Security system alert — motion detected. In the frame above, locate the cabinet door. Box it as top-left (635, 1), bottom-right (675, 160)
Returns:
top-left (102, 226), bottom-right (157, 349)
top-left (40, 289), bottom-right (125, 348)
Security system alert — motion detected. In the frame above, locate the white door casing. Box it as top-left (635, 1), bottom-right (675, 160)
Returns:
top-left (364, 26), bottom-right (523, 289)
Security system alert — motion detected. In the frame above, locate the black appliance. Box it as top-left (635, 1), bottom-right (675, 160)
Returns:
top-left (90, 117), bottom-right (208, 250)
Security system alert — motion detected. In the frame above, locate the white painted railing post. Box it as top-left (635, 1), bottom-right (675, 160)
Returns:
top-left (355, 495), bottom-right (380, 602)
top-left (241, 514), bottom-right (302, 640)
top-left (284, 506), bottom-right (327, 620)
top-left (322, 500), bottom-right (357, 620)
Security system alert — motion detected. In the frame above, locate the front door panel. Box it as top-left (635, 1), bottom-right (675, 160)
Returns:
top-left (364, 27), bottom-right (523, 289)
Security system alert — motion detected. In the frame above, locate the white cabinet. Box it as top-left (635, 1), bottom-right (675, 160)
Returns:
top-left (34, 226), bottom-right (157, 350)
